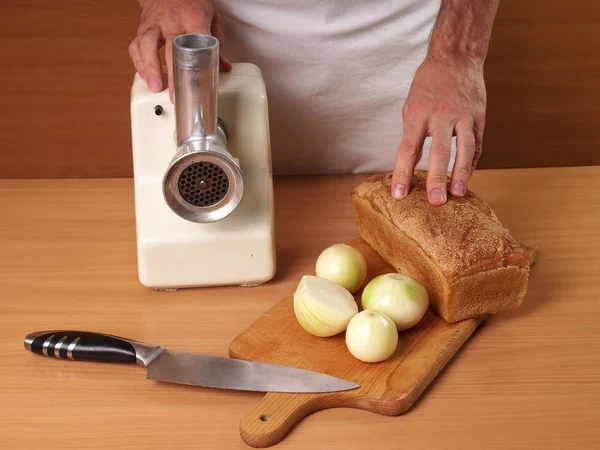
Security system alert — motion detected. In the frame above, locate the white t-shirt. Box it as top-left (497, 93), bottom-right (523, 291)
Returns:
top-left (213, 0), bottom-right (456, 175)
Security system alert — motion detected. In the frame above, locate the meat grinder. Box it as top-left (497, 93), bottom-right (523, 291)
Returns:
top-left (130, 34), bottom-right (276, 289)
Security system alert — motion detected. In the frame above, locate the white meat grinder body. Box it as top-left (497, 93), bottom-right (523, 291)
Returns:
top-left (130, 35), bottom-right (276, 290)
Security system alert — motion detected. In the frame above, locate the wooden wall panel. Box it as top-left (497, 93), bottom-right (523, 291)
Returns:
top-left (0, 0), bottom-right (140, 179)
top-left (0, 1), bottom-right (599, 178)
top-left (481, 2), bottom-right (600, 169)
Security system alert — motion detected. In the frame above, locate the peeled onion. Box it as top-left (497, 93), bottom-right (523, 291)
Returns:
top-left (315, 243), bottom-right (368, 294)
top-left (293, 275), bottom-right (359, 337)
top-left (361, 273), bottom-right (429, 331)
top-left (345, 309), bottom-right (398, 363)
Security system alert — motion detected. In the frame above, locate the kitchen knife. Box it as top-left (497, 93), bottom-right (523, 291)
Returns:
top-left (24, 330), bottom-right (359, 393)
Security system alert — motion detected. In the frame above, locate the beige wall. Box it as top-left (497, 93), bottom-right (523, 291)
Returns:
top-left (1, 1), bottom-right (598, 178)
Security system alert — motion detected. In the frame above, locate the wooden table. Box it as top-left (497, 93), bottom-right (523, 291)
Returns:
top-left (1, 167), bottom-right (599, 449)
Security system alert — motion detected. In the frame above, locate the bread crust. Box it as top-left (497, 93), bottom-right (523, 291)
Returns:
top-left (351, 171), bottom-right (534, 323)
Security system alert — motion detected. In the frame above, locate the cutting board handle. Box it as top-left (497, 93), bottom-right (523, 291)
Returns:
top-left (240, 392), bottom-right (341, 448)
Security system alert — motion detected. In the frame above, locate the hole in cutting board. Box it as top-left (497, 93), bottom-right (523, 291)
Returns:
top-left (259, 414), bottom-right (272, 422)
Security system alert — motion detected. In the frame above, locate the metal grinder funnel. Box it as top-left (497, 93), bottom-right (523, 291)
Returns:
top-left (163, 34), bottom-right (243, 223)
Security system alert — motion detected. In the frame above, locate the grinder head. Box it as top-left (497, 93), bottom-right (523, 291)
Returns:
top-left (163, 140), bottom-right (244, 223)
top-left (162, 33), bottom-right (244, 223)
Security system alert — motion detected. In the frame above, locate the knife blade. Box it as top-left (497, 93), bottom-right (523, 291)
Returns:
top-left (24, 330), bottom-right (359, 393)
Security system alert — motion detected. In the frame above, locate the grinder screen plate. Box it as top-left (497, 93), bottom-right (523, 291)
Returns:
top-left (178, 162), bottom-right (229, 207)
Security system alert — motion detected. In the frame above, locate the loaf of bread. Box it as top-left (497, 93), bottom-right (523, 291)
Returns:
top-left (351, 170), bottom-right (537, 323)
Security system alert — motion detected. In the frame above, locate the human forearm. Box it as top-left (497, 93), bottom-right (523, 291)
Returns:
top-left (426, 0), bottom-right (501, 67)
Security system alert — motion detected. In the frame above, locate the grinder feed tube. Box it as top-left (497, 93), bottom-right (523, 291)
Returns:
top-left (163, 34), bottom-right (243, 223)
top-left (174, 34), bottom-right (219, 144)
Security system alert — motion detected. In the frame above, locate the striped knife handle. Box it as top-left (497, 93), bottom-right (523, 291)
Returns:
top-left (24, 331), bottom-right (142, 364)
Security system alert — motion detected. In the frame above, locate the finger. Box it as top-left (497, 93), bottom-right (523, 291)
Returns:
top-left (165, 35), bottom-right (175, 103)
top-left (128, 38), bottom-right (146, 81)
top-left (391, 120), bottom-right (427, 199)
top-left (211, 13), bottom-right (232, 72)
top-left (139, 27), bottom-right (164, 92)
top-left (426, 124), bottom-right (454, 205)
top-left (472, 113), bottom-right (485, 171)
top-left (450, 119), bottom-right (476, 197)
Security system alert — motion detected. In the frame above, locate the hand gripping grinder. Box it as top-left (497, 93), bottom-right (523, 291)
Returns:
top-left (130, 34), bottom-right (276, 289)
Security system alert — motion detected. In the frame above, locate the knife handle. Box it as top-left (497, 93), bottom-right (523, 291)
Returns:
top-left (24, 331), bottom-right (161, 366)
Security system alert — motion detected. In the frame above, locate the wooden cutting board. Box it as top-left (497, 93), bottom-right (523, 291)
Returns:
top-left (229, 237), bottom-right (485, 448)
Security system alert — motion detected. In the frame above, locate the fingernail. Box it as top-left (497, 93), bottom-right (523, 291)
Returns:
top-left (452, 181), bottom-right (466, 196)
top-left (431, 188), bottom-right (446, 204)
top-left (149, 76), bottom-right (161, 92)
top-left (392, 184), bottom-right (406, 199)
